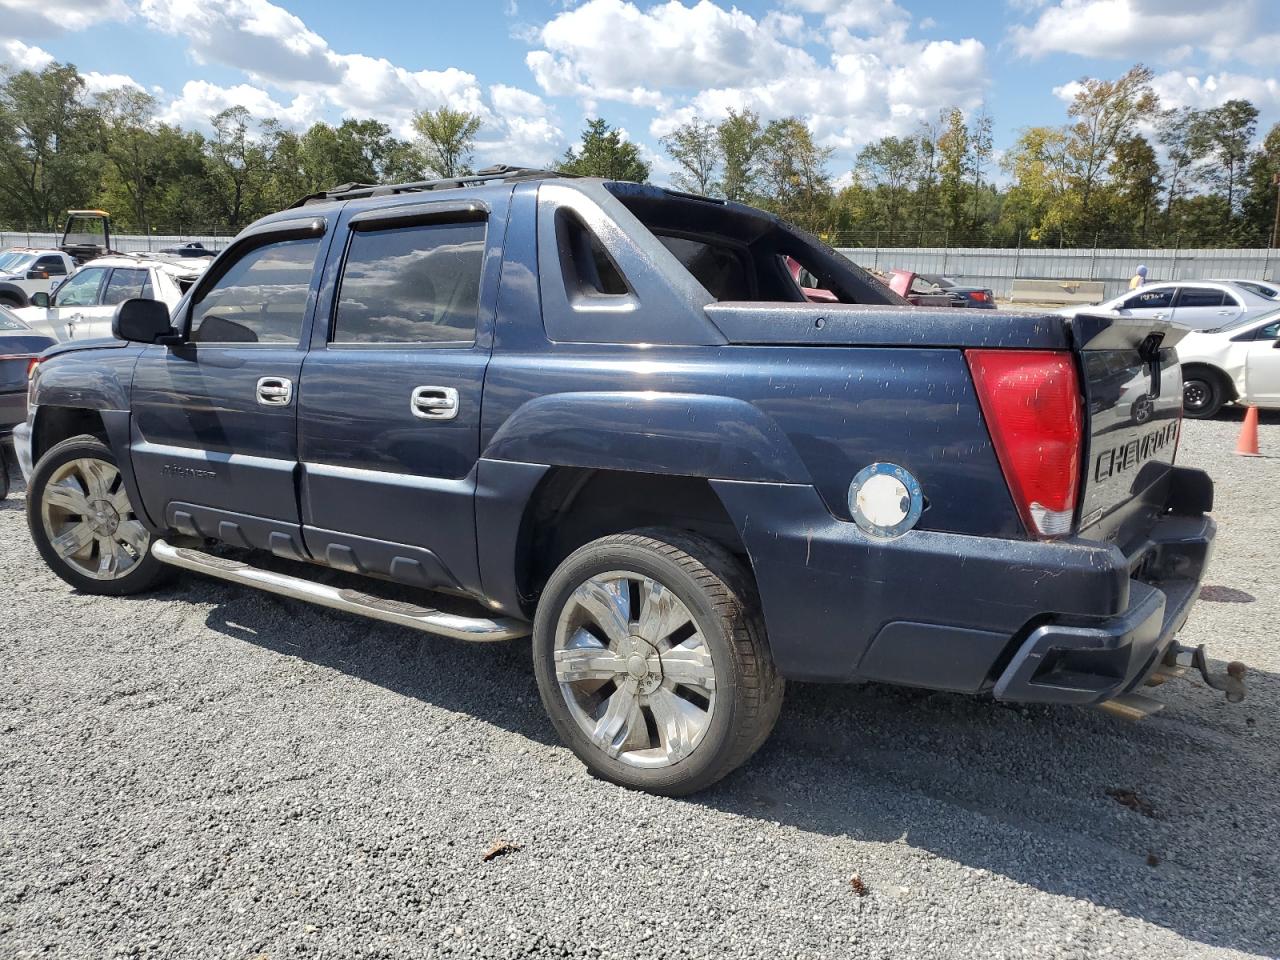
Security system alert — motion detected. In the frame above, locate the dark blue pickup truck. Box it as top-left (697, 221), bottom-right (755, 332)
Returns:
top-left (15, 167), bottom-right (1239, 794)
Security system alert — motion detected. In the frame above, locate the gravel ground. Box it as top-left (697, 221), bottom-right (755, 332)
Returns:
top-left (2, 413), bottom-right (1278, 960)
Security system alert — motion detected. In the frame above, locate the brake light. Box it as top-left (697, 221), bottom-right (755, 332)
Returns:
top-left (969, 291), bottom-right (989, 302)
top-left (27, 356), bottom-right (40, 378)
top-left (966, 349), bottom-right (1083, 537)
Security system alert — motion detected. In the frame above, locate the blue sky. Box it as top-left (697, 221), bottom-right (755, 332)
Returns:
top-left (2, 0), bottom-right (1277, 184)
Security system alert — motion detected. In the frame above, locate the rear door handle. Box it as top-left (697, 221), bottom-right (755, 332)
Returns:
top-left (256, 376), bottom-right (293, 406)
top-left (411, 386), bottom-right (459, 420)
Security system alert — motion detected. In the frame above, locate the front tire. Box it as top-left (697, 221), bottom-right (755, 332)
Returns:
top-left (532, 530), bottom-right (783, 795)
top-left (1183, 370), bottom-right (1225, 419)
top-left (27, 435), bottom-right (171, 595)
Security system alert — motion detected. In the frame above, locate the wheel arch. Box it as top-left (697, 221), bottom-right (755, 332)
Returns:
top-left (1181, 361), bottom-right (1238, 404)
top-left (495, 465), bottom-right (754, 618)
top-left (0, 282), bottom-right (29, 308)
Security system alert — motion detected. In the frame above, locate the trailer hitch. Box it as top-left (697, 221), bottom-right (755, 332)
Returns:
top-left (1158, 642), bottom-right (1247, 703)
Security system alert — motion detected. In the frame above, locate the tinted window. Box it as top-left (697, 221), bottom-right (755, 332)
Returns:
top-left (191, 237), bottom-right (320, 344)
top-left (333, 221), bottom-right (484, 344)
top-left (1254, 321), bottom-right (1280, 341)
top-left (1177, 287), bottom-right (1226, 308)
top-left (102, 268), bottom-right (151, 306)
top-left (35, 256), bottom-right (66, 275)
top-left (556, 210), bottom-right (629, 297)
top-left (54, 267), bottom-right (108, 307)
top-left (1121, 288), bottom-right (1173, 310)
top-left (1234, 281), bottom-right (1279, 300)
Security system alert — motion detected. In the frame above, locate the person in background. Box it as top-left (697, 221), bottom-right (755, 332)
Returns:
top-left (1129, 264), bottom-right (1148, 289)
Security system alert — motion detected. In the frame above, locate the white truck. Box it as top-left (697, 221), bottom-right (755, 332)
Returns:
top-left (0, 249), bottom-right (76, 308)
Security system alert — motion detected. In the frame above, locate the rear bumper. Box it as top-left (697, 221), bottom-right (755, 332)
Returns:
top-left (711, 466), bottom-right (1215, 703)
top-left (12, 419), bottom-right (33, 479)
top-left (992, 514), bottom-right (1212, 703)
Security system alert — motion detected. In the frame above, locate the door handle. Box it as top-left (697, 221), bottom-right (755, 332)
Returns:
top-left (256, 376), bottom-right (293, 406)
top-left (1217, 310), bottom-right (1234, 316)
top-left (1152, 312), bottom-right (1167, 319)
top-left (410, 386), bottom-right (459, 420)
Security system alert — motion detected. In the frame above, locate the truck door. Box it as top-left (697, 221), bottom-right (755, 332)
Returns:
top-left (296, 197), bottom-right (502, 596)
top-left (129, 218), bottom-right (329, 557)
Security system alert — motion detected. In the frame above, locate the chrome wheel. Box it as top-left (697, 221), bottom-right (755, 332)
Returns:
top-left (554, 571), bottom-right (717, 769)
top-left (40, 457), bottom-right (149, 581)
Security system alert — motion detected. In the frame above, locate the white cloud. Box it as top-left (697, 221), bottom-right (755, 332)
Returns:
top-left (0, 0), bottom-right (130, 36)
top-left (0, 38), bottom-right (55, 71)
top-left (1151, 71), bottom-right (1280, 114)
top-left (156, 79), bottom-right (324, 131)
top-left (1010, 0), bottom-right (1279, 66)
top-left (82, 71), bottom-right (145, 95)
top-left (526, 0), bottom-right (816, 107)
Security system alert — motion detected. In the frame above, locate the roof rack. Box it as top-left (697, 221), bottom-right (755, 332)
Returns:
top-left (289, 164), bottom-right (570, 208)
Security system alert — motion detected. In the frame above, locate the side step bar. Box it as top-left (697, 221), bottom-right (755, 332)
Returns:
top-left (152, 539), bottom-right (529, 642)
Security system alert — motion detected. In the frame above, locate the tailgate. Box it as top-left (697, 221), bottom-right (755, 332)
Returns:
top-left (1072, 313), bottom-right (1187, 544)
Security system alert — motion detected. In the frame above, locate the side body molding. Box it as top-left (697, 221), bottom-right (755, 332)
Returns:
top-left (481, 391), bottom-right (812, 484)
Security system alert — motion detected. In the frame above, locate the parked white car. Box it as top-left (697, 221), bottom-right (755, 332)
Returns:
top-left (0, 249), bottom-right (77, 308)
top-left (12, 255), bottom-right (209, 341)
top-left (1059, 280), bottom-right (1278, 331)
top-left (1177, 308), bottom-right (1280, 417)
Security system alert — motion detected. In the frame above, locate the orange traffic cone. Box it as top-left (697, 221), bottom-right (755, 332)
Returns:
top-left (1235, 406), bottom-right (1260, 457)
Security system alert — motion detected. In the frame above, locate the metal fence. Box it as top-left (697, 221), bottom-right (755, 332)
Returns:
top-left (837, 246), bottom-right (1280, 301)
top-left (0, 230), bottom-right (230, 256)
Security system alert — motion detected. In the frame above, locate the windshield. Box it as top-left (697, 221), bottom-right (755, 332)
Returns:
top-left (0, 252), bottom-right (35, 274)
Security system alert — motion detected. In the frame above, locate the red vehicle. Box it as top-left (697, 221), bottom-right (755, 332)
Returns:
top-left (888, 270), bottom-right (996, 309)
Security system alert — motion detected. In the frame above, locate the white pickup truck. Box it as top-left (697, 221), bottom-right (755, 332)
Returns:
top-left (0, 249), bottom-right (77, 308)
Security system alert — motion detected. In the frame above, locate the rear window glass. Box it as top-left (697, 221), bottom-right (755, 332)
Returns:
top-left (0, 306), bottom-right (25, 330)
top-left (333, 221), bottom-right (485, 344)
top-left (1177, 288), bottom-right (1226, 308)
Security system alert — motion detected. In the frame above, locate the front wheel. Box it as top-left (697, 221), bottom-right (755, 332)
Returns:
top-left (27, 434), bottom-right (171, 595)
top-left (532, 530), bottom-right (783, 795)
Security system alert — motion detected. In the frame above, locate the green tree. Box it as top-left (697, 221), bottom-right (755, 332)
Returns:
top-left (936, 108), bottom-right (971, 236)
top-left (1001, 126), bottom-right (1076, 242)
top-left (1240, 123), bottom-right (1280, 246)
top-left (412, 106), bottom-right (481, 179)
top-left (854, 135), bottom-right (920, 238)
top-left (716, 109), bottom-right (764, 203)
top-left (1201, 99), bottom-right (1259, 223)
top-left (1106, 134), bottom-right (1162, 242)
top-left (0, 63), bottom-right (100, 229)
top-left (204, 106), bottom-right (272, 230)
top-left (1063, 64), bottom-right (1159, 233)
top-left (757, 117), bottom-right (832, 235)
top-left (1156, 106), bottom-right (1212, 229)
top-left (94, 87), bottom-right (172, 233)
top-left (557, 118), bottom-right (649, 182)
top-left (661, 117), bottom-right (719, 195)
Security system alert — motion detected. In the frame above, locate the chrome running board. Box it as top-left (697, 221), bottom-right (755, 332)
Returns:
top-left (151, 539), bottom-right (528, 642)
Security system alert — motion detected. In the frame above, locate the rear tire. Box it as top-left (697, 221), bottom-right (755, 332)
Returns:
top-left (27, 435), bottom-right (172, 595)
top-left (532, 529), bottom-right (783, 796)
top-left (1182, 370), bottom-right (1225, 419)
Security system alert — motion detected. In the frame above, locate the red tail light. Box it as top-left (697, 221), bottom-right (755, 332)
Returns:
top-left (966, 349), bottom-right (1083, 537)
top-left (27, 356), bottom-right (40, 378)
top-left (969, 291), bottom-right (989, 302)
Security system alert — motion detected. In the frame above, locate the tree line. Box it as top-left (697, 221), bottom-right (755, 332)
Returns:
top-left (2, 60), bottom-right (1278, 248)
top-left (660, 66), bottom-right (1280, 248)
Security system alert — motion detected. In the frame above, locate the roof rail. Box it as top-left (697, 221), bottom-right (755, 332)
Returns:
top-left (288, 164), bottom-right (571, 208)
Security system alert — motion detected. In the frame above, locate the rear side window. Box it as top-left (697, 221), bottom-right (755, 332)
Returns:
top-left (191, 237), bottom-right (321, 344)
top-left (656, 235), bottom-right (751, 300)
top-left (1177, 287), bottom-right (1226, 308)
top-left (333, 221), bottom-right (485, 344)
top-left (1122, 288), bottom-right (1173, 310)
top-left (102, 268), bottom-right (152, 306)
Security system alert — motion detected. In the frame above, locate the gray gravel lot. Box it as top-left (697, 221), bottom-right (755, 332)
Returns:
top-left (2, 413), bottom-right (1278, 960)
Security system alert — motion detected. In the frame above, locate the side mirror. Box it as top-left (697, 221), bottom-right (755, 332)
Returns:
top-left (26, 269), bottom-right (49, 280)
top-left (30, 292), bottom-right (50, 308)
top-left (113, 298), bottom-right (174, 344)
